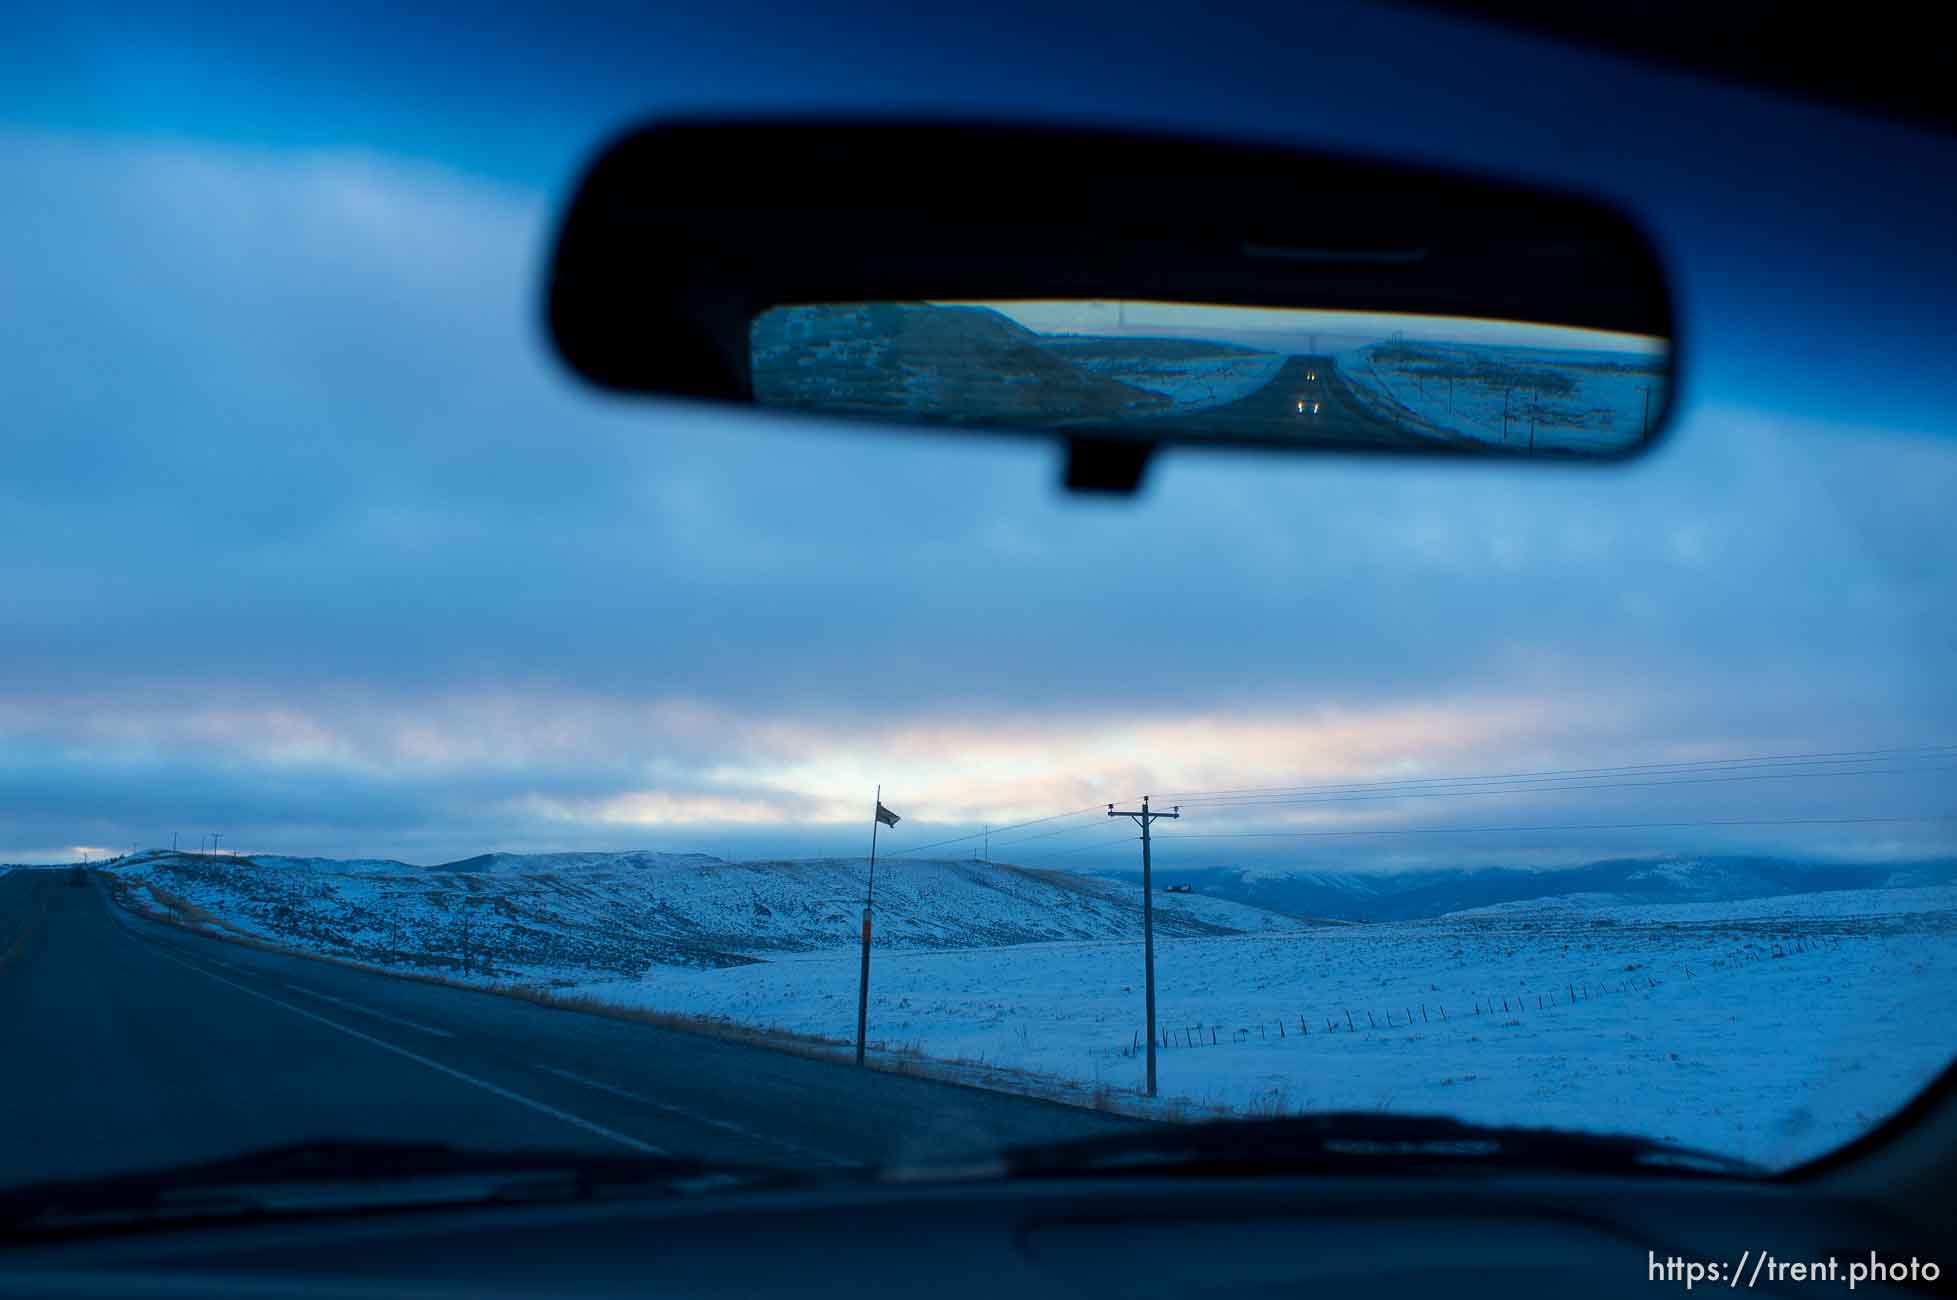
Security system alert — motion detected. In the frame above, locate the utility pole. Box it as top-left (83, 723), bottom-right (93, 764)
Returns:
top-left (1108, 796), bottom-right (1179, 1097)
top-left (172, 831), bottom-right (178, 852)
top-left (983, 825), bottom-right (989, 863)
top-left (212, 831), bottom-right (223, 857)
top-left (458, 895), bottom-right (484, 977)
top-left (1638, 384), bottom-right (1652, 443)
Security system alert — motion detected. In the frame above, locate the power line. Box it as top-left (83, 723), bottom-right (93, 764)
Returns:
top-left (991, 817), bottom-right (1138, 850)
top-left (1175, 756), bottom-right (1956, 806)
top-left (1005, 751), bottom-right (1956, 850)
top-left (1158, 755), bottom-right (1957, 806)
top-left (1175, 751), bottom-right (1957, 806)
top-left (1155, 743), bottom-right (1957, 804)
top-left (880, 804), bottom-right (1107, 859)
top-left (1042, 830), bottom-right (1144, 857)
top-left (804, 745), bottom-right (1956, 869)
top-left (1152, 814), bottom-right (1956, 841)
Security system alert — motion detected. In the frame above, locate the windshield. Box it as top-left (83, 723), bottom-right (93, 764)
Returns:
top-left (4, 3), bottom-right (1956, 1206)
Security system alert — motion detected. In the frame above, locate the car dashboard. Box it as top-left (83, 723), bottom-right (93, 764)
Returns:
top-left (0, 1170), bottom-right (1936, 1299)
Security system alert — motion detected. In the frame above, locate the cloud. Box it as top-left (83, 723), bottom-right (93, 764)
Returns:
top-left (2, 129), bottom-right (1954, 867)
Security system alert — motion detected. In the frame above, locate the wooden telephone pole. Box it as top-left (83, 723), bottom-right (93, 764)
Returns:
top-left (1108, 796), bottom-right (1179, 1096)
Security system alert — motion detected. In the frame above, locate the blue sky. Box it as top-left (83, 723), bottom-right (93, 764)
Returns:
top-left (2, 1), bottom-right (1953, 869)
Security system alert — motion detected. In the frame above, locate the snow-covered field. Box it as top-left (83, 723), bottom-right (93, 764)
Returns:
top-left (572, 885), bottom-right (1957, 1168)
top-left (1058, 349), bottom-right (1287, 408)
top-left (1338, 341), bottom-right (1666, 453)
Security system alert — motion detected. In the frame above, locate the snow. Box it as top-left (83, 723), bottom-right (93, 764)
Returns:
top-left (99, 848), bottom-right (1957, 1168)
top-left (101, 850), bottom-right (1311, 982)
top-left (1062, 352), bottom-right (1287, 409)
top-left (1336, 341), bottom-right (1666, 453)
top-left (572, 885), bottom-right (1957, 1168)
top-left (751, 304), bottom-right (1291, 422)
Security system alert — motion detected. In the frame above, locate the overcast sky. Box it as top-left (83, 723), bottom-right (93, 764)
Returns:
top-left (3, 2), bottom-right (1953, 871)
top-left (966, 302), bottom-right (1668, 355)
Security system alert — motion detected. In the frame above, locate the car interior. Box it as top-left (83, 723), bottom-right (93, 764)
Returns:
top-left (2, 2), bottom-right (1951, 1296)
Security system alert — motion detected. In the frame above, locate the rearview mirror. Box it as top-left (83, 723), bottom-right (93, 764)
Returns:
top-left (547, 119), bottom-right (1676, 492)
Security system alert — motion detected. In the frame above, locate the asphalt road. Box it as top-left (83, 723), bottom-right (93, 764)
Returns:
top-left (1149, 355), bottom-right (1433, 447)
top-left (0, 869), bottom-right (1144, 1190)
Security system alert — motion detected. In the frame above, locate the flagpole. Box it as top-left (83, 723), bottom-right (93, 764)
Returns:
top-left (867, 784), bottom-right (881, 909)
top-left (856, 784), bottom-right (879, 1067)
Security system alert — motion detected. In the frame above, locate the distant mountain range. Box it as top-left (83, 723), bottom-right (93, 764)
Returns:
top-left (1094, 856), bottom-right (1957, 922)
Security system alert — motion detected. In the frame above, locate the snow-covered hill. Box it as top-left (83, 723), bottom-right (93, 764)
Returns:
top-left (102, 849), bottom-right (1309, 983)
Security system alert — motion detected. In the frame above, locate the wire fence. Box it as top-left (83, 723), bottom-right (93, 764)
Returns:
top-left (1120, 934), bottom-right (1845, 1056)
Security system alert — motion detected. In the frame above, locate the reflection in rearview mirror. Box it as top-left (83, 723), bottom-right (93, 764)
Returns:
top-left (750, 301), bottom-right (1669, 457)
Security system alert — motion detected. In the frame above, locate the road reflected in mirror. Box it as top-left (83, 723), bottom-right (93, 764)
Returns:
top-left (750, 301), bottom-right (1670, 456)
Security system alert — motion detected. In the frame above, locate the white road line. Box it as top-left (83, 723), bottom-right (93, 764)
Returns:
top-left (282, 983), bottom-right (455, 1037)
top-left (539, 1065), bottom-right (848, 1165)
top-left (541, 1065), bottom-right (742, 1131)
top-left (147, 947), bottom-right (666, 1156)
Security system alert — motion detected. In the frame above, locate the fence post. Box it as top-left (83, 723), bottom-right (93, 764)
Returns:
top-left (1367, 1011), bottom-right (1376, 1028)
top-left (1345, 1009), bottom-right (1355, 1031)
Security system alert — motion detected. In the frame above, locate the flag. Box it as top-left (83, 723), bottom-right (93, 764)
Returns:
top-left (875, 802), bottom-right (900, 828)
